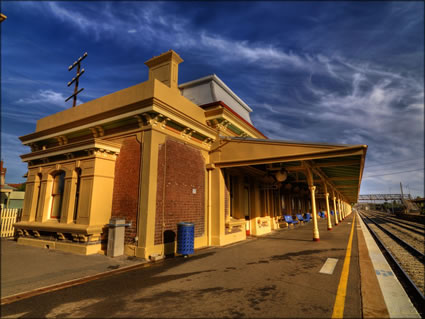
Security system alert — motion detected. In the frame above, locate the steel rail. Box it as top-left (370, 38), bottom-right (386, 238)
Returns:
top-left (370, 211), bottom-right (425, 231)
top-left (358, 211), bottom-right (425, 314)
top-left (385, 217), bottom-right (424, 232)
top-left (361, 213), bottom-right (424, 262)
top-left (372, 215), bottom-right (424, 237)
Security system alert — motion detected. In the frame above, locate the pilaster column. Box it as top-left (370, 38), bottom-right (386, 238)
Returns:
top-left (20, 172), bottom-right (41, 222)
top-left (333, 196), bottom-right (338, 226)
top-left (210, 167), bottom-right (226, 245)
top-left (310, 186), bottom-right (320, 241)
top-left (325, 193), bottom-right (332, 230)
top-left (36, 174), bottom-right (53, 222)
top-left (137, 129), bottom-right (166, 258)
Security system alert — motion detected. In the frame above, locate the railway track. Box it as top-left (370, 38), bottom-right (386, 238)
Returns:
top-left (358, 210), bottom-right (424, 314)
top-left (364, 212), bottom-right (424, 254)
top-left (369, 210), bottom-right (424, 234)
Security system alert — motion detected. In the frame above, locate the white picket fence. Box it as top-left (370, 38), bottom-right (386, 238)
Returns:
top-left (1, 208), bottom-right (22, 238)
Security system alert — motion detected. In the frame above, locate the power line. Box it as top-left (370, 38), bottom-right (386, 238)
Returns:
top-left (364, 168), bottom-right (424, 178)
top-left (367, 164), bottom-right (424, 174)
top-left (366, 156), bottom-right (424, 168)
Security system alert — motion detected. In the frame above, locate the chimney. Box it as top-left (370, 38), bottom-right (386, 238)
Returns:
top-left (144, 50), bottom-right (183, 90)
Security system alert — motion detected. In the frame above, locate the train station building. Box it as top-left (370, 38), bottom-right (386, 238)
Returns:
top-left (14, 50), bottom-right (367, 258)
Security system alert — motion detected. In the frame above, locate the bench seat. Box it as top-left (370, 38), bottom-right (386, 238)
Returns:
top-left (284, 215), bottom-right (299, 225)
top-left (296, 214), bottom-right (304, 223)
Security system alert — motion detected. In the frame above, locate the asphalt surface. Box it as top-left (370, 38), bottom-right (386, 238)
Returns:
top-left (1, 239), bottom-right (146, 298)
top-left (1, 216), bottom-right (361, 318)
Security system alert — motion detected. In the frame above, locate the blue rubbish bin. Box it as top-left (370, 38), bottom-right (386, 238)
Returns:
top-left (177, 222), bottom-right (194, 256)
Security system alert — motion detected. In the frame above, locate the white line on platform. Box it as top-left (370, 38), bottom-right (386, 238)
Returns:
top-left (319, 258), bottom-right (338, 275)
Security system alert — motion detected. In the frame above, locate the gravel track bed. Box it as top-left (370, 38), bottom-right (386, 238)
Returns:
top-left (372, 217), bottom-right (424, 254)
top-left (365, 219), bottom-right (425, 296)
top-left (370, 211), bottom-right (424, 230)
top-left (362, 211), bottom-right (424, 253)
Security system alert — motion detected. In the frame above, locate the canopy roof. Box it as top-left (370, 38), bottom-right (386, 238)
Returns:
top-left (211, 137), bottom-right (367, 203)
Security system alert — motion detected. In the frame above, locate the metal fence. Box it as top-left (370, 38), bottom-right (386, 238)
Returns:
top-left (1, 208), bottom-right (22, 238)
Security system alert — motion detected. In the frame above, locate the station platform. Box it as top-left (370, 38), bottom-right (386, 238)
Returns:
top-left (0, 212), bottom-right (421, 318)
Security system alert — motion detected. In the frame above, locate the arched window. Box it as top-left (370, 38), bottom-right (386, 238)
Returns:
top-left (50, 171), bottom-right (65, 219)
top-left (73, 168), bottom-right (82, 222)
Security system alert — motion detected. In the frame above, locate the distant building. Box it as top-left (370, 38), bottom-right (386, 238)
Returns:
top-left (15, 50), bottom-right (366, 257)
top-left (1, 161), bottom-right (25, 209)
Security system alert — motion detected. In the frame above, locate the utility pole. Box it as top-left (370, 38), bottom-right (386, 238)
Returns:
top-left (65, 52), bottom-right (87, 107)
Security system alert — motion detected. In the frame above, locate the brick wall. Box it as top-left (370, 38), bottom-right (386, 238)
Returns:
top-left (111, 136), bottom-right (141, 244)
top-left (155, 138), bottom-right (205, 245)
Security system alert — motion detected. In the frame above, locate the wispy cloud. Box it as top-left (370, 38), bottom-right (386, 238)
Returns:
top-left (45, 2), bottom-right (171, 43)
top-left (40, 2), bottom-right (330, 72)
top-left (199, 33), bottom-right (306, 69)
top-left (247, 51), bottom-right (423, 196)
top-left (17, 89), bottom-right (67, 106)
top-left (16, 89), bottom-right (83, 108)
top-left (3, 1), bottom-right (423, 195)
top-left (47, 2), bottom-right (115, 40)
top-left (2, 110), bottom-right (46, 125)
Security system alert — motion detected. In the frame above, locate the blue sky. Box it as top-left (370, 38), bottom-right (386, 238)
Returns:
top-left (1, 1), bottom-right (424, 197)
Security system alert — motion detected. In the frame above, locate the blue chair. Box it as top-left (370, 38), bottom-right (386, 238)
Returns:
top-left (284, 215), bottom-right (299, 225)
top-left (304, 213), bottom-right (312, 222)
top-left (296, 214), bottom-right (304, 223)
top-left (330, 210), bottom-right (334, 216)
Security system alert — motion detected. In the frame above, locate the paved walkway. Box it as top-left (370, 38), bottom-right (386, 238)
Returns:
top-left (0, 213), bottom-right (420, 318)
top-left (1, 239), bottom-right (146, 298)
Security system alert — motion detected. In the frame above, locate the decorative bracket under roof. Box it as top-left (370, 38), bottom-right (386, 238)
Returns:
top-left (89, 126), bottom-right (105, 138)
top-left (55, 135), bottom-right (68, 146)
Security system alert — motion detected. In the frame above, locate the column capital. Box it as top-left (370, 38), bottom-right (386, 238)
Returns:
top-left (309, 185), bottom-right (316, 192)
top-left (325, 192), bottom-right (329, 197)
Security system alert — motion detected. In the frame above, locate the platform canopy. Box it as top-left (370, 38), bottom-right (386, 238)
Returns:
top-left (211, 137), bottom-right (367, 203)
